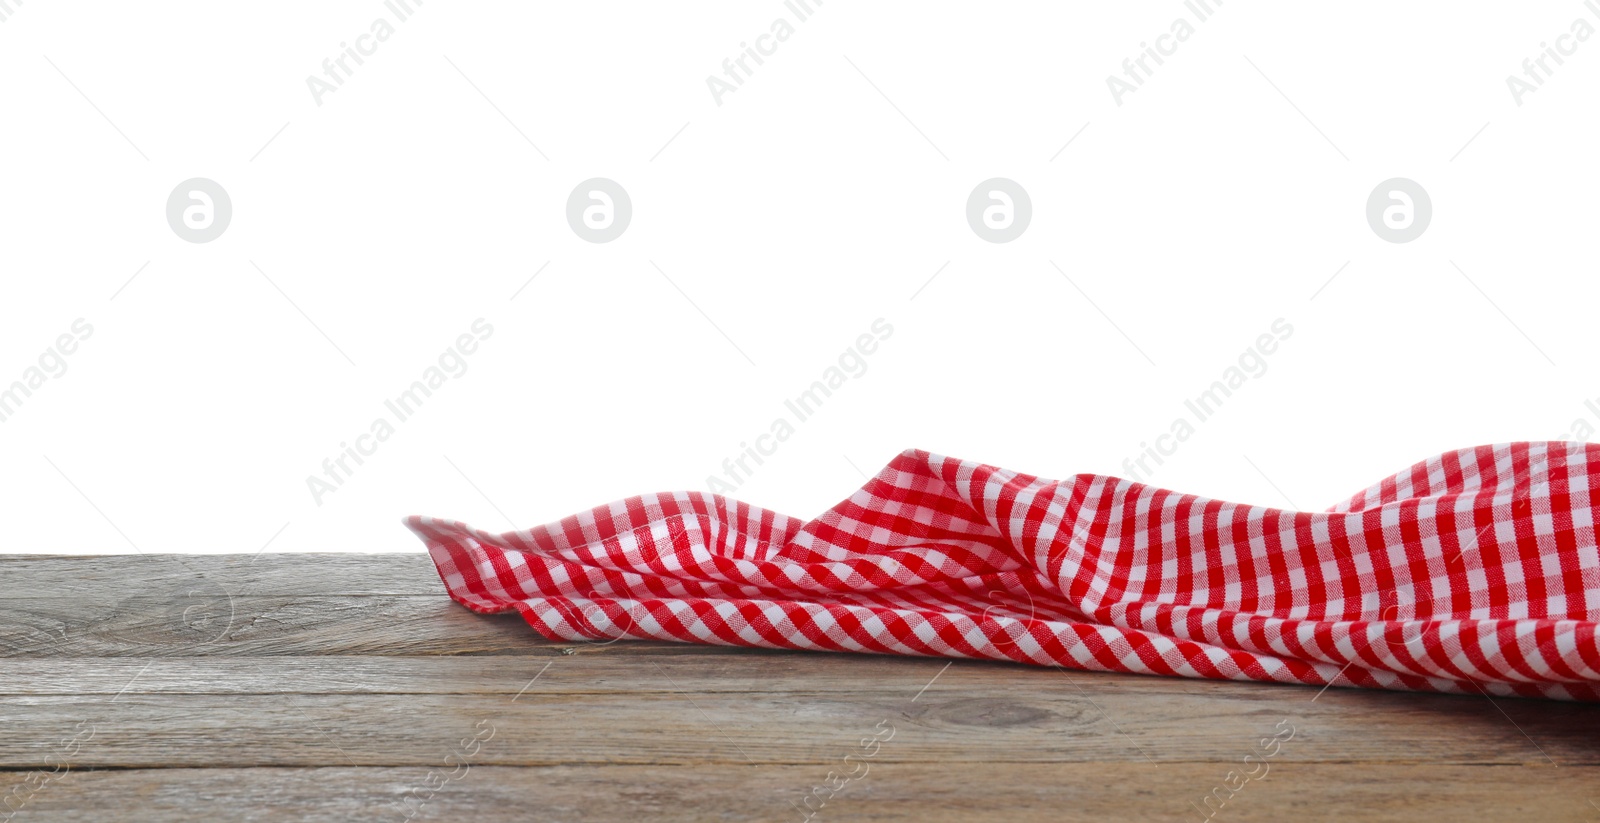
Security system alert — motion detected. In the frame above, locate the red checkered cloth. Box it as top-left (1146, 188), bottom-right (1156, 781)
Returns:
top-left (406, 442), bottom-right (1600, 701)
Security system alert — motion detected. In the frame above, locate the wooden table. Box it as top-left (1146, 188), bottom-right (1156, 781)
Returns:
top-left (1, 554), bottom-right (1596, 821)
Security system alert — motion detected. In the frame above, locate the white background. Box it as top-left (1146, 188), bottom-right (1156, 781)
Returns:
top-left (2, 1), bottom-right (1597, 555)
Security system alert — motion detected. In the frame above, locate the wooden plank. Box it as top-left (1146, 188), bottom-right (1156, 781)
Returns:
top-left (0, 653), bottom-right (1220, 696)
top-left (0, 593), bottom-right (844, 659)
top-left (0, 651), bottom-right (1594, 714)
top-left (2, 656), bottom-right (1592, 768)
top-left (0, 553), bottom-right (444, 598)
top-left (0, 554), bottom-right (795, 658)
top-left (0, 764), bottom-right (1592, 822)
top-left (0, 682), bottom-right (1590, 768)
top-left (0, 595), bottom-right (587, 657)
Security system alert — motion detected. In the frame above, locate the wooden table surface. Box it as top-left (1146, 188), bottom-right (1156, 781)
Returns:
top-left (1, 554), bottom-right (1596, 822)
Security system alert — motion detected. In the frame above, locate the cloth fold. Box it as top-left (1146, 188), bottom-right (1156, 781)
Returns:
top-left (405, 441), bottom-right (1600, 701)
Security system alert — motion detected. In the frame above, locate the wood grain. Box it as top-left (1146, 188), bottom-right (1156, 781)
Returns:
top-left (0, 554), bottom-right (1595, 821)
top-left (0, 595), bottom-right (541, 657)
top-left (0, 554), bottom-right (445, 598)
top-left (0, 764), bottom-right (1594, 823)
top-left (0, 685), bottom-right (1593, 768)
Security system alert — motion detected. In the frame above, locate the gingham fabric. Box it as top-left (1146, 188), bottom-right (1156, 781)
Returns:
top-left (405, 442), bottom-right (1600, 701)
